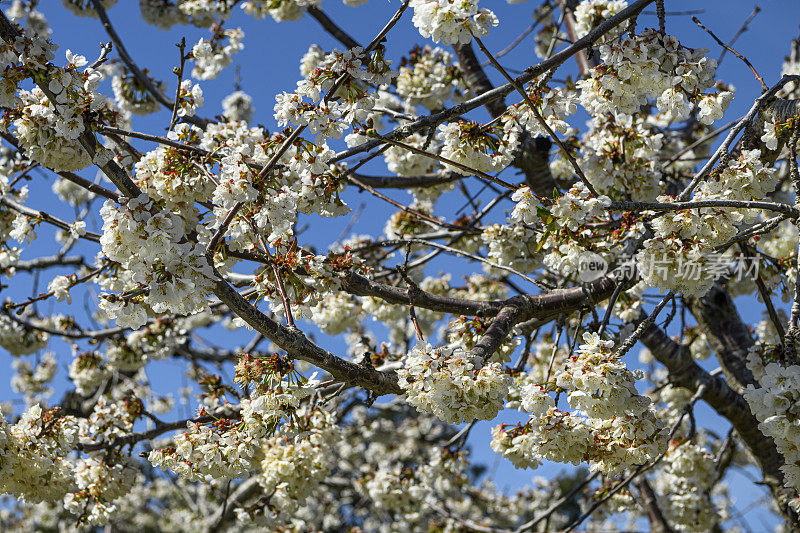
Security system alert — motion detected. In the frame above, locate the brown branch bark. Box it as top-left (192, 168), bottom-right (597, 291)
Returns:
top-left (78, 414), bottom-right (219, 452)
top-left (212, 275), bottom-right (404, 395)
top-left (0, 132), bottom-right (121, 202)
top-left (637, 478), bottom-right (674, 533)
top-left (332, 0), bottom-right (656, 165)
top-left (452, 42), bottom-right (507, 119)
top-left (351, 171), bottom-right (460, 189)
top-left (685, 284), bottom-right (756, 392)
top-left (307, 6), bottom-right (361, 50)
top-left (742, 98), bottom-right (800, 164)
top-left (639, 323), bottom-right (798, 527)
top-left (13, 255), bottom-right (85, 272)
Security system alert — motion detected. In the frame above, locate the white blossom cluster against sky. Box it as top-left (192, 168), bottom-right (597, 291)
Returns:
top-left (1, 0), bottom-right (800, 529)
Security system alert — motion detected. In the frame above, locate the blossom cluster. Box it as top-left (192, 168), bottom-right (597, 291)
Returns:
top-left (573, 0), bottom-right (628, 39)
top-left (241, 0), bottom-right (320, 23)
top-left (175, 79), bottom-right (205, 117)
top-left (410, 0), bottom-right (499, 45)
top-left (222, 90), bottom-right (255, 122)
top-left (68, 351), bottom-right (111, 395)
top-left (148, 417), bottom-right (255, 481)
top-left (481, 186), bottom-right (542, 274)
top-left (64, 453), bottom-right (137, 525)
top-left (2, 40), bottom-right (115, 172)
top-left (111, 67), bottom-right (165, 116)
top-left (383, 131), bottom-right (442, 176)
top-left (103, 318), bottom-right (185, 371)
top-left (744, 345), bottom-right (800, 511)
top-left (396, 45), bottom-right (466, 110)
top-left (52, 175), bottom-right (94, 205)
top-left (274, 46), bottom-right (394, 144)
top-left (577, 114), bottom-right (666, 200)
top-left (0, 314), bottom-right (50, 356)
top-left (191, 27), bottom-right (244, 80)
top-left (11, 351), bottom-right (56, 401)
top-left (5, 1), bottom-right (50, 38)
top-left (578, 29), bottom-right (730, 123)
top-left (77, 397), bottom-right (141, 446)
top-left (492, 333), bottom-right (667, 475)
top-left (639, 149), bottom-right (777, 297)
top-left (150, 358), bottom-right (320, 482)
top-left (0, 405), bottom-right (78, 503)
top-left (248, 409), bottom-right (339, 527)
top-left (133, 125), bottom-right (215, 223)
top-left (551, 182), bottom-right (612, 231)
top-left (62, 0), bottom-right (117, 18)
top-left (504, 79), bottom-right (577, 140)
top-left (398, 342), bottom-right (510, 423)
top-left (98, 193), bottom-right (216, 329)
top-left (438, 120), bottom-right (518, 175)
top-left (654, 439), bottom-right (725, 531)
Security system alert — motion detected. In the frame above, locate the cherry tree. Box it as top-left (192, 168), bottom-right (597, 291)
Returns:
top-left (0, 0), bottom-right (799, 530)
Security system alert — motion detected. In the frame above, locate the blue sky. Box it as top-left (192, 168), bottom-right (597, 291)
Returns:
top-left (2, 0), bottom-right (799, 529)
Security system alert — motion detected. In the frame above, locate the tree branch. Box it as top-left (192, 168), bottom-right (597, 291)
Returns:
top-left (332, 0), bottom-right (656, 164)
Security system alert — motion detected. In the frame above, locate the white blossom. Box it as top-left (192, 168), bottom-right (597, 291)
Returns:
top-left (410, 0), bottom-right (499, 45)
top-left (398, 343), bottom-right (510, 423)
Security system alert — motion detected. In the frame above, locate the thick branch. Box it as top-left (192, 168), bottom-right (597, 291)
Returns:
top-left (470, 305), bottom-right (521, 362)
top-left (637, 478), bottom-right (674, 533)
top-left (332, 0), bottom-right (656, 164)
top-left (685, 284), bottom-right (756, 391)
top-left (639, 323), bottom-right (790, 521)
top-left (342, 266), bottom-right (626, 323)
top-left (212, 276), bottom-right (403, 395)
top-left (306, 6), bottom-right (361, 50)
top-left (0, 131), bottom-right (121, 202)
top-left (452, 41), bottom-right (507, 118)
top-left (351, 171), bottom-right (460, 189)
top-left (204, 478), bottom-right (262, 533)
top-left (742, 98), bottom-right (800, 164)
top-left (0, 11), bottom-right (144, 198)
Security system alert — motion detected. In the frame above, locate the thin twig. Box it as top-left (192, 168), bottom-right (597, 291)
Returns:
top-left (88, 41), bottom-right (113, 69)
top-left (168, 37), bottom-right (187, 132)
top-left (614, 292), bottom-right (673, 359)
top-left (0, 197), bottom-right (102, 243)
top-left (96, 126), bottom-right (211, 157)
top-left (598, 282), bottom-right (624, 336)
top-left (717, 6), bottom-right (761, 65)
top-left (740, 242), bottom-right (787, 345)
top-left (515, 471), bottom-right (600, 532)
top-left (306, 6), bottom-right (361, 49)
top-left (480, 4), bottom-right (555, 66)
top-left (662, 117), bottom-right (740, 169)
top-left (378, 238), bottom-right (543, 287)
top-left (611, 199), bottom-right (799, 218)
top-left (692, 16), bottom-right (767, 92)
